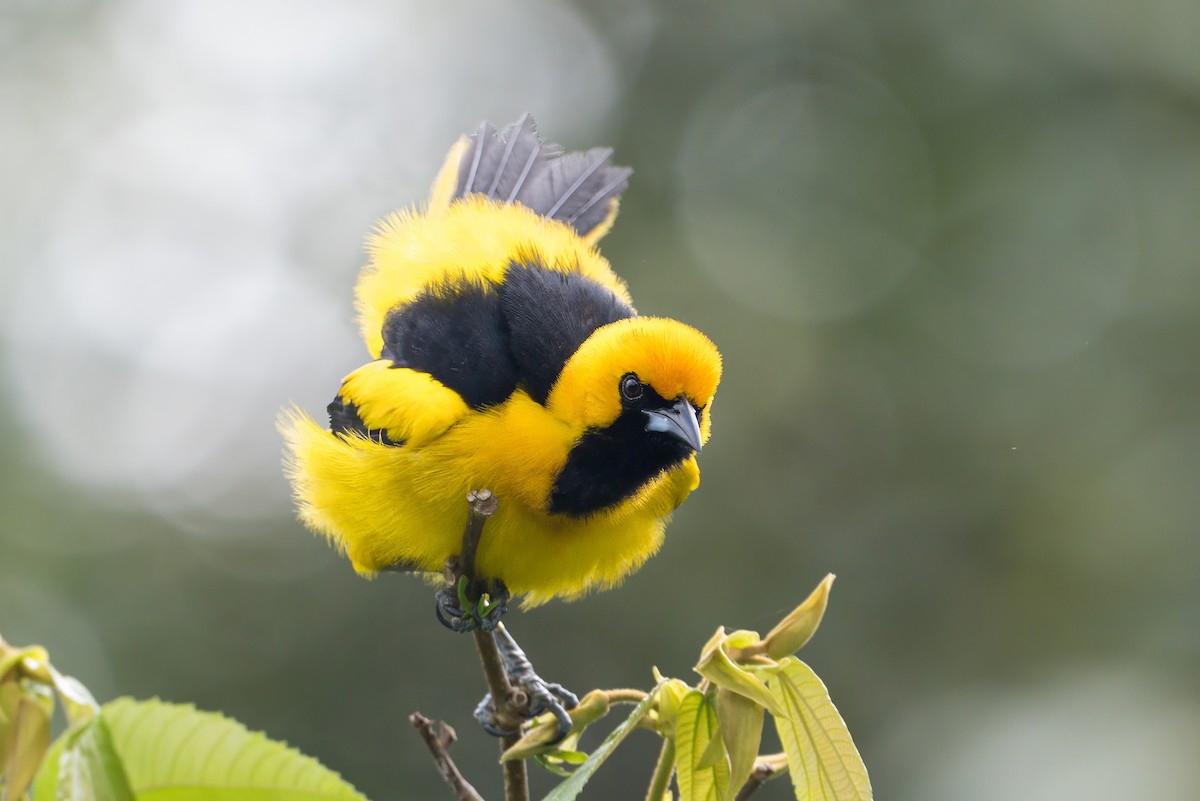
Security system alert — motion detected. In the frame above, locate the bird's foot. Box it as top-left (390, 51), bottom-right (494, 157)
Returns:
top-left (474, 625), bottom-right (580, 742)
top-left (435, 576), bottom-right (509, 633)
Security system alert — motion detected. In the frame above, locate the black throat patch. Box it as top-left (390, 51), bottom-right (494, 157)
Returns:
top-left (548, 394), bottom-right (700, 517)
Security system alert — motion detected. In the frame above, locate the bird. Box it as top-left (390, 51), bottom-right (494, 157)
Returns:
top-left (280, 114), bottom-right (722, 614)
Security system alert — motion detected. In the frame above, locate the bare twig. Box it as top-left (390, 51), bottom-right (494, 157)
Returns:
top-left (409, 713), bottom-right (485, 801)
top-left (458, 489), bottom-right (497, 588)
top-left (459, 491), bottom-right (529, 801)
top-left (733, 753), bottom-right (789, 800)
top-left (473, 625), bottom-right (529, 801)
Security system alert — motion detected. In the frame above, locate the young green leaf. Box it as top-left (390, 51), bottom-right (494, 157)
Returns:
top-left (534, 749), bottom-right (589, 778)
top-left (2, 686), bottom-right (54, 798)
top-left (2, 635), bottom-right (103, 801)
top-left (674, 690), bottom-right (729, 801)
top-left (715, 688), bottom-right (763, 801)
top-left (502, 688), bottom-right (610, 761)
top-left (768, 658), bottom-right (871, 801)
top-left (30, 731), bottom-right (62, 801)
top-left (694, 631), bottom-right (784, 717)
top-left (650, 677), bottom-right (692, 737)
top-left (34, 716), bottom-right (135, 801)
top-left (760, 574), bottom-right (834, 659)
top-left (0, 640), bottom-right (51, 685)
top-left (48, 667), bottom-right (99, 728)
top-left (542, 680), bottom-right (665, 801)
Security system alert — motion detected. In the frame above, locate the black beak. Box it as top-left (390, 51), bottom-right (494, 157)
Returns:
top-left (643, 397), bottom-right (703, 453)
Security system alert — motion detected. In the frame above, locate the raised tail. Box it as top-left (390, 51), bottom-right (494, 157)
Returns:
top-left (429, 114), bottom-right (631, 244)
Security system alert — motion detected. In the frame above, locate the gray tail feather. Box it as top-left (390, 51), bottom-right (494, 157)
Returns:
top-left (453, 113), bottom-right (631, 238)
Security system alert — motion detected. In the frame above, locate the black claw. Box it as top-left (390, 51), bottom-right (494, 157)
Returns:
top-left (434, 579), bottom-right (510, 633)
top-left (474, 692), bottom-right (520, 737)
top-left (474, 580), bottom-right (509, 632)
top-left (435, 586), bottom-right (473, 633)
top-left (474, 625), bottom-right (579, 744)
top-left (530, 692), bottom-right (575, 743)
top-left (545, 682), bottom-right (580, 709)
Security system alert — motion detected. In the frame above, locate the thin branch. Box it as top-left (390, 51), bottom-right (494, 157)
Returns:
top-left (457, 489), bottom-right (496, 588)
top-left (604, 688), bottom-right (649, 705)
top-left (497, 726), bottom-right (528, 801)
top-left (471, 628), bottom-right (519, 722)
top-left (459, 491), bottom-right (529, 801)
top-left (733, 753), bottom-right (789, 801)
top-left (409, 713), bottom-right (485, 801)
top-left (473, 625), bottom-right (528, 801)
top-left (644, 737), bottom-right (675, 801)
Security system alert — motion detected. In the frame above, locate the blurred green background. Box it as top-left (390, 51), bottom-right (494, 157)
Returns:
top-left (3, 1), bottom-right (1199, 799)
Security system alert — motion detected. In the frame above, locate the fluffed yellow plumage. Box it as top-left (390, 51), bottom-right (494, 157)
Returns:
top-left (281, 115), bottom-right (721, 606)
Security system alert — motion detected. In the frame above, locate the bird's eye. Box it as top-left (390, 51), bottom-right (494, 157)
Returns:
top-left (619, 372), bottom-right (644, 403)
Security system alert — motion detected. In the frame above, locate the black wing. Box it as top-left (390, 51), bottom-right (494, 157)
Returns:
top-left (379, 263), bottom-right (634, 410)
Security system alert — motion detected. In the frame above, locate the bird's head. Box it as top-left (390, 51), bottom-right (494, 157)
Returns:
top-left (544, 317), bottom-right (721, 515)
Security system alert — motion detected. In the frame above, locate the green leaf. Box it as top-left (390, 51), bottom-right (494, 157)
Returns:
top-left (760, 575), bottom-right (835, 659)
top-left (542, 680), bottom-right (664, 801)
top-left (1, 679), bottom-right (24, 774)
top-left (650, 677), bottom-right (692, 737)
top-left (3, 686), bottom-right (54, 798)
top-left (768, 658), bottom-right (871, 801)
top-left (695, 727), bottom-right (726, 771)
top-left (30, 733), bottom-right (62, 801)
top-left (108, 697), bottom-right (370, 801)
top-left (674, 691), bottom-right (729, 801)
top-left (548, 750), bottom-right (588, 765)
top-left (0, 644), bottom-right (51, 684)
top-left (533, 748), bottom-right (590, 778)
top-left (694, 631), bottom-right (784, 717)
top-left (502, 689), bottom-right (610, 761)
top-left (37, 698), bottom-right (369, 801)
top-left (715, 688), bottom-right (763, 801)
top-left (34, 716), bottom-right (136, 801)
top-left (47, 667), bottom-right (99, 728)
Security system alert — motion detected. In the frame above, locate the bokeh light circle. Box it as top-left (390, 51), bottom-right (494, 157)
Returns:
top-left (915, 120), bottom-right (1139, 367)
top-left (675, 53), bottom-right (934, 322)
